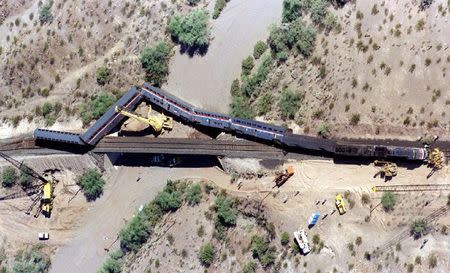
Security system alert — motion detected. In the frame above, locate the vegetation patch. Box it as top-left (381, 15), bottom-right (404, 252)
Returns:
top-left (38, 1), bottom-right (53, 24)
top-left (168, 9), bottom-right (210, 53)
top-left (381, 191), bottom-right (396, 211)
top-left (79, 92), bottom-right (117, 126)
top-left (95, 66), bottom-right (112, 86)
top-left (198, 243), bottom-right (215, 266)
top-left (1, 166), bottom-right (17, 188)
top-left (213, 0), bottom-right (230, 19)
top-left (251, 235), bottom-right (276, 268)
top-left (140, 41), bottom-right (172, 87)
top-left (77, 169), bottom-right (105, 201)
top-left (278, 88), bottom-right (304, 119)
top-left (10, 244), bottom-right (50, 273)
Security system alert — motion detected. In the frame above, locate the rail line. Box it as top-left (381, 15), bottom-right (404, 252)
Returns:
top-left (372, 205), bottom-right (449, 257)
top-left (372, 184), bottom-right (450, 192)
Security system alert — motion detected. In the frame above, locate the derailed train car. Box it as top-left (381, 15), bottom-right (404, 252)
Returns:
top-left (33, 83), bottom-right (429, 162)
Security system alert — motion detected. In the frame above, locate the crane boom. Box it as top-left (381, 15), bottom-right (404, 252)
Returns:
top-left (0, 152), bottom-right (46, 182)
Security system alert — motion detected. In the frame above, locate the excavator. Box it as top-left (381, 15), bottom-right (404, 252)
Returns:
top-left (115, 105), bottom-right (173, 134)
top-left (0, 152), bottom-right (55, 217)
top-left (273, 166), bottom-right (294, 187)
top-left (425, 148), bottom-right (445, 178)
top-left (373, 160), bottom-right (398, 179)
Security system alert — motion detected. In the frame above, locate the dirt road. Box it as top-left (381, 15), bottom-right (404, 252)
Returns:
top-left (49, 165), bottom-right (230, 273)
top-left (164, 0), bottom-right (283, 113)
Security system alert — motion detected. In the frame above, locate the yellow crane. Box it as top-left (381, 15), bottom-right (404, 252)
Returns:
top-left (373, 160), bottom-right (398, 178)
top-left (427, 148), bottom-right (444, 170)
top-left (115, 105), bottom-right (173, 134)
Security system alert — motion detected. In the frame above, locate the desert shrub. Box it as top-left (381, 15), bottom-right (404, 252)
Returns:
top-left (154, 190), bottom-right (182, 212)
top-left (213, 0), bottom-right (228, 19)
top-left (187, 0), bottom-right (200, 5)
top-left (95, 66), bottom-right (111, 86)
top-left (229, 95), bottom-right (254, 119)
top-left (241, 56), bottom-right (255, 76)
top-left (243, 261), bottom-right (257, 273)
top-left (410, 219), bottom-right (428, 239)
top-left (97, 250), bottom-right (123, 273)
top-left (251, 235), bottom-right (275, 268)
top-left (282, 0), bottom-right (302, 23)
top-left (355, 236), bottom-right (362, 246)
top-left (1, 166), bottom-right (17, 187)
top-left (381, 192), bottom-right (395, 211)
top-left (119, 215), bottom-right (149, 252)
top-left (269, 20), bottom-right (316, 57)
top-left (168, 9), bottom-right (210, 50)
top-left (241, 55), bottom-right (274, 97)
top-left (292, 23), bottom-right (316, 57)
top-left (310, 0), bottom-right (328, 25)
top-left (253, 41), bottom-right (268, 59)
top-left (269, 26), bottom-right (289, 54)
top-left (38, 1), bottom-right (53, 24)
top-left (280, 232), bottom-right (289, 245)
top-left (19, 166), bottom-right (33, 187)
top-left (198, 243), bottom-right (215, 266)
top-left (79, 92), bottom-right (116, 125)
top-left (139, 202), bottom-right (163, 228)
top-left (77, 170), bottom-right (105, 201)
top-left (256, 93), bottom-right (273, 115)
top-left (427, 253), bottom-right (437, 268)
top-left (278, 88), bottom-right (304, 119)
top-left (317, 122), bottom-right (330, 138)
top-left (323, 12), bottom-right (337, 31)
top-left (11, 245), bottom-right (50, 273)
top-left (185, 183), bottom-right (202, 205)
top-left (349, 113), bottom-right (360, 125)
top-left (140, 42), bottom-right (171, 86)
top-left (230, 79), bottom-right (240, 96)
top-left (214, 195), bottom-right (237, 227)
top-left (361, 193), bottom-right (370, 205)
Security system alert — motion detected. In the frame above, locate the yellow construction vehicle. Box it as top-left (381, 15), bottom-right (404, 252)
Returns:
top-left (41, 179), bottom-right (53, 216)
top-left (115, 105), bottom-right (173, 134)
top-left (373, 160), bottom-right (398, 178)
top-left (427, 148), bottom-right (444, 170)
top-left (335, 194), bottom-right (346, 215)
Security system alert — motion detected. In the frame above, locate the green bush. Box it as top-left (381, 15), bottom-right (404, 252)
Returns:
top-left (251, 235), bottom-right (275, 268)
top-left (139, 202), bottom-right (163, 227)
top-left (198, 243), bottom-right (215, 266)
top-left (381, 192), bottom-right (395, 211)
top-left (317, 122), bottom-right (330, 138)
top-left (280, 232), bottom-right (289, 245)
top-left (11, 245), bottom-right (50, 273)
top-left (229, 95), bottom-right (254, 119)
top-left (269, 20), bottom-right (316, 57)
top-left (79, 92), bottom-right (116, 125)
top-left (243, 261), bottom-right (257, 273)
top-left (2, 166), bottom-right (17, 187)
top-left (282, 0), bottom-right (302, 23)
top-left (214, 195), bottom-right (237, 227)
top-left (154, 190), bottom-right (182, 212)
top-left (350, 113), bottom-right (360, 126)
top-left (77, 169), bottom-right (105, 201)
top-left (119, 215), bottom-right (149, 252)
top-left (185, 183), bottom-right (202, 205)
top-left (241, 56), bottom-right (255, 76)
top-left (19, 166), bottom-right (33, 187)
top-left (278, 88), bottom-right (304, 119)
top-left (256, 93), bottom-right (273, 115)
top-left (168, 9), bottom-right (210, 50)
top-left (230, 79), bottom-right (240, 96)
top-left (213, 0), bottom-right (228, 19)
top-left (323, 12), bottom-right (337, 31)
top-left (140, 41), bottom-right (171, 86)
top-left (95, 66), bottom-right (111, 86)
top-left (97, 250), bottom-right (123, 273)
top-left (310, 0), bottom-right (328, 25)
top-left (38, 1), bottom-right (53, 24)
top-left (241, 55), bottom-right (274, 97)
top-left (253, 41), bottom-right (268, 59)
top-left (410, 219), bottom-right (428, 239)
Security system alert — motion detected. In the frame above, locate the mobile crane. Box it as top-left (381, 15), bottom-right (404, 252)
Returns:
top-left (115, 105), bottom-right (173, 134)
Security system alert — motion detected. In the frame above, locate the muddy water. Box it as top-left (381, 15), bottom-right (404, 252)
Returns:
top-left (164, 0), bottom-right (283, 113)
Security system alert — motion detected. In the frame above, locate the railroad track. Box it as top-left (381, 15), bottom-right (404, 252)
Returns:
top-left (372, 184), bottom-right (450, 192)
top-left (372, 205), bottom-right (449, 257)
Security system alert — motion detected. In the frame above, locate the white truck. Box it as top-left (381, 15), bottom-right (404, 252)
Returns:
top-left (293, 229), bottom-right (311, 254)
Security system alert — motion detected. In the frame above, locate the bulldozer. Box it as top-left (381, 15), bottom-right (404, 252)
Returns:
top-left (273, 166), bottom-right (294, 187)
top-left (373, 160), bottom-right (398, 179)
top-left (115, 105), bottom-right (173, 134)
top-left (427, 148), bottom-right (444, 170)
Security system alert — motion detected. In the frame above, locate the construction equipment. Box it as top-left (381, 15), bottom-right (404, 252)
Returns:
top-left (371, 184), bottom-right (450, 192)
top-left (273, 166), bottom-right (294, 187)
top-left (0, 152), bottom-right (55, 217)
top-left (115, 105), bottom-right (173, 134)
top-left (293, 229), bottom-right (311, 254)
top-left (335, 194), bottom-right (347, 215)
top-left (373, 160), bottom-right (398, 178)
top-left (427, 148), bottom-right (444, 170)
top-left (308, 212), bottom-right (320, 227)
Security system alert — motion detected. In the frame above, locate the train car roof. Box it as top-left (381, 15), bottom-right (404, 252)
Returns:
top-left (231, 117), bottom-right (287, 133)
